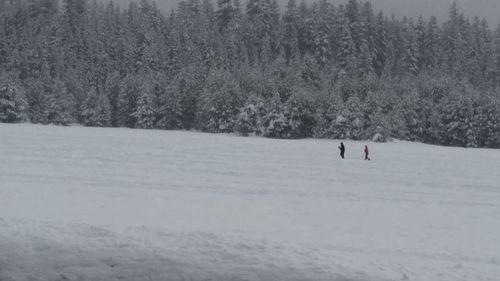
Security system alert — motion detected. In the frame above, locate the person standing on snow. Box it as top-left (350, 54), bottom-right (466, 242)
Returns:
top-left (364, 145), bottom-right (371, 160)
top-left (339, 142), bottom-right (345, 159)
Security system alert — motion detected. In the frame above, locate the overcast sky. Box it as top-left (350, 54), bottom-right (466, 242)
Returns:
top-left (104, 0), bottom-right (500, 26)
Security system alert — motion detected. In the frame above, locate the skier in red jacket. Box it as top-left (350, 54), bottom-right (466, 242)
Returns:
top-left (364, 145), bottom-right (371, 160)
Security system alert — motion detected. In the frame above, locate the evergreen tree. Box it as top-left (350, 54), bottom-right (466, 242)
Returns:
top-left (494, 24), bottom-right (500, 86)
top-left (440, 94), bottom-right (476, 147)
top-left (285, 87), bottom-right (316, 138)
top-left (363, 90), bottom-right (390, 141)
top-left (200, 68), bottom-right (243, 133)
top-left (372, 12), bottom-right (388, 75)
top-left (0, 72), bottom-right (27, 123)
top-left (310, 0), bottom-right (334, 67)
top-left (297, 0), bottom-right (312, 56)
top-left (236, 95), bottom-right (263, 136)
top-left (118, 73), bottom-right (140, 128)
top-left (104, 72), bottom-right (121, 127)
top-left (81, 86), bottom-right (110, 127)
top-left (473, 96), bottom-right (499, 148)
top-left (133, 85), bottom-right (156, 129)
top-left (424, 16), bottom-right (441, 69)
top-left (216, 0), bottom-right (234, 33)
top-left (403, 18), bottom-right (419, 75)
top-left (331, 95), bottom-right (363, 140)
top-left (44, 77), bottom-right (75, 126)
top-left (62, 0), bottom-right (88, 60)
top-left (263, 92), bottom-right (287, 138)
top-left (442, 2), bottom-right (468, 77)
top-left (171, 65), bottom-right (205, 130)
top-left (415, 16), bottom-right (426, 71)
top-left (336, 13), bottom-right (356, 72)
top-left (281, 0), bottom-right (300, 63)
top-left (157, 81), bottom-right (182, 130)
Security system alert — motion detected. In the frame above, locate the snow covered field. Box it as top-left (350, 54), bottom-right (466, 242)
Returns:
top-left (1, 123), bottom-right (499, 281)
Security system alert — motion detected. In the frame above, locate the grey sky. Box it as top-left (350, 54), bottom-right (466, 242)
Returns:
top-left (105, 0), bottom-right (500, 26)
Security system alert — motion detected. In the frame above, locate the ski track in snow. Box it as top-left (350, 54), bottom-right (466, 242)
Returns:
top-left (0, 123), bottom-right (499, 281)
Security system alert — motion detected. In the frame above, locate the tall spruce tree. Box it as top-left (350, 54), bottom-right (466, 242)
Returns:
top-left (0, 72), bottom-right (27, 123)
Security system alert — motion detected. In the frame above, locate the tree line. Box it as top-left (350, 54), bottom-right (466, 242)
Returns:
top-left (0, 0), bottom-right (499, 148)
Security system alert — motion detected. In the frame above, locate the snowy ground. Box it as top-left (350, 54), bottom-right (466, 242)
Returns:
top-left (0, 123), bottom-right (499, 281)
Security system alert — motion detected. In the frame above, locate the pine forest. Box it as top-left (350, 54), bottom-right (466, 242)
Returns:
top-left (1, 0), bottom-right (500, 148)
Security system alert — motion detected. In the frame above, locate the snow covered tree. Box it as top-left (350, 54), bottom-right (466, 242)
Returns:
top-left (363, 90), bottom-right (390, 141)
top-left (216, 0), bottom-right (234, 33)
top-left (157, 80), bottom-right (182, 130)
top-left (200, 68), bottom-right (243, 133)
top-left (104, 72), bottom-right (121, 127)
top-left (262, 92), bottom-right (287, 138)
top-left (402, 18), bottom-right (419, 75)
top-left (0, 73), bottom-right (27, 123)
top-left (133, 85), bottom-right (156, 129)
top-left (424, 16), bottom-right (441, 70)
top-left (299, 54), bottom-right (322, 89)
top-left (313, 88), bottom-right (343, 138)
top-left (414, 16), bottom-right (426, 71)
top-left (61, 0), bottom-right (88, 61)
top-left (336, 13), bottom-right (356, 72)
top-left (473, 97), bottom-right (499, 148)
top-left (371, 12), bottom-right (389, 75)
top-left (236, 95), bottom-right (264, 136)
top-left (281, 0), bottom-right (300, 63)
top-left (44, 78), bottom-right (75, 126)
top-left (442, 2), bottom-right (469, 78)
top-left (494, 24), bottom-right (500, 86)
top-left (439, 94), bottom-right (477, 147)
top-left (246, 0), bottom-right (279, 62)
top-left (285, 87), bottom-right (316, 138)
top-left (310, 0), bottom-right (334, 67)
top-left (393, 90), bottom-right (422, 141)
top-left (331, 95), bottom-right (364, 140)
top-left (296, 0), bottom-right (313, 56)
top-left (117, 74), bottom-right (140, 128)
top-left (81, 86), bottom-right (110, 127)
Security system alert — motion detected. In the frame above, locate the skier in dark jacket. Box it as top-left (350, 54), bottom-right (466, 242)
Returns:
top-left (339, 142), bottom-right (345, 159)
top-left (364, 145), bottom-right (371, 160)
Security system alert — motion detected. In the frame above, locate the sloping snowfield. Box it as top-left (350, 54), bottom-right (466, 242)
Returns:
top-left (1, 123), bottom-right (499, 281)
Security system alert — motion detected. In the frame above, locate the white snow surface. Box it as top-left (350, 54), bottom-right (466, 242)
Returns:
top-left (1, 123), bottom-right (499, 281)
